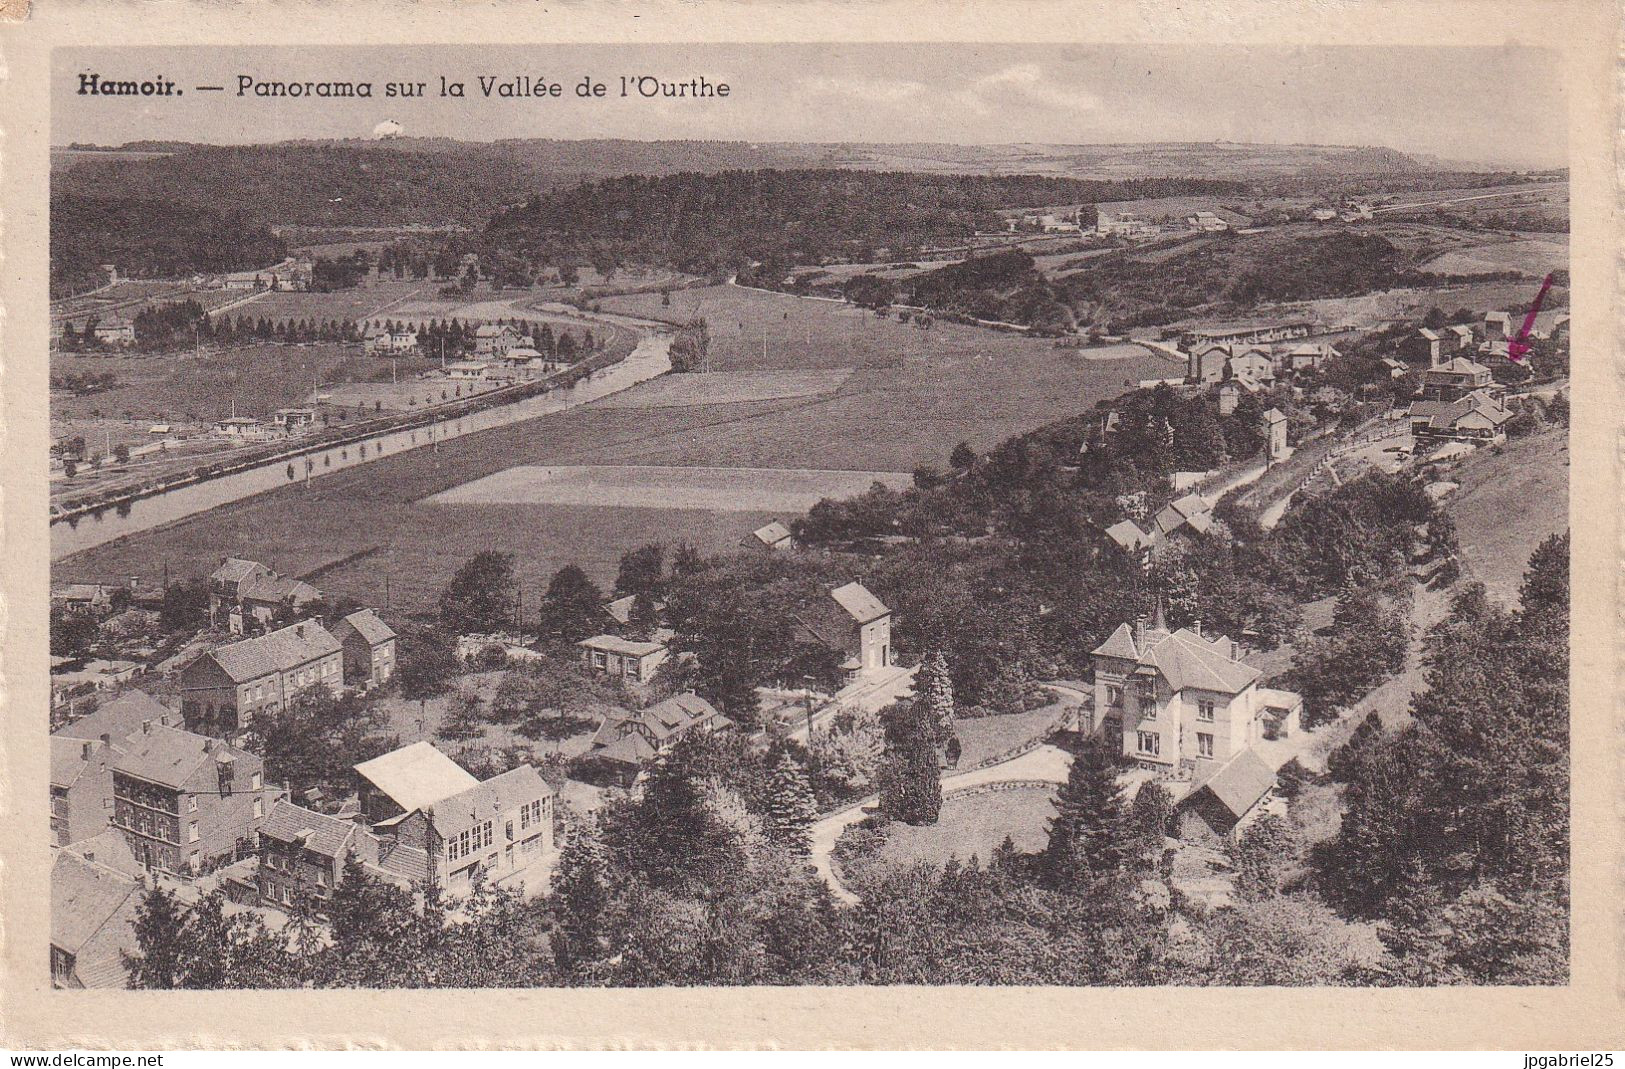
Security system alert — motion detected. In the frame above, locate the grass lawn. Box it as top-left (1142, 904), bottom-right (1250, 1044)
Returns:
top-left (371, 668), bottom-right (610, 759)
top-left (56, 283), bottom-right (1169, 613)
top-left (245, 279), bottom-right (434, 325)
top-left (951, 705), bottom-right (1068, 769)
top-left (876, 786), bottom-right (1056, 871)
top-left (52, 342), bottom-right (402, 424)
top-left (1444, 426), bottom-right (1568, 605)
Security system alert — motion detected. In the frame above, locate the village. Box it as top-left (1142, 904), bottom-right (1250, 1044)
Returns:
top-left (41, 99), bottom-right (1577, 992)
top-left (49, 252), bottom-right (1570, 985)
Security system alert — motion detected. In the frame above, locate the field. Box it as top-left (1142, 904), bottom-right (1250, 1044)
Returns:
top-left (590, 369), bottom-right (855, 409)
top-left (50, 342), bottom-right (406, 424)
top-left (427, 464), bottom-right (913, 511)
top-left (245, 279), bottom-right (435, 325)
top-left (875, 786), bottom-right (1056, 870)
top-left (1445, 426), bottom-right (1569, 605)
top-left (1418, 236), bottom-right (1568, 278)
top-left (56, 285), bottom-right (1171, 611)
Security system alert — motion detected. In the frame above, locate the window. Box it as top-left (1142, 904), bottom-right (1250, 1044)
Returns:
top-left (251, 770), bottom-right (263, 790)
top-left (253, 798), bottom-right (263, 819)
top-left (188, 796), bottom-right (198, 813)
top-left (1197, 732), bottom-right (1215, 759)
top-left (1197, 699), bottom-right (1215, 722)
top-left (520, 805), bottom-right (531, 831)
top-left (1136, 731), bottom-right (1161, 757)
top-left (1106, 684), bottom-right (1123, 708)
top-left (188, 822), bottom-right (200, 844)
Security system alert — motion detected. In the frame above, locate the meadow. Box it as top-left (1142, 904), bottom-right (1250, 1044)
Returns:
top-left (56, 285), bottom-right (1172, 612)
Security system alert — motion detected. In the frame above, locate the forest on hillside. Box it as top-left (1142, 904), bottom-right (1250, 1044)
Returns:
top-left (50, 194), bottom-right (288, 298)
top-left (484, 170), bottom-right (1247, 276)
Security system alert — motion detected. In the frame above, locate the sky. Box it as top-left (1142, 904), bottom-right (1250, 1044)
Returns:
top-left (54, 44), bottom-right (1568, 168)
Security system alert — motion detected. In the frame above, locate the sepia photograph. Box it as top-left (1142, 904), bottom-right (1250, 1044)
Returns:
top-left (38, 39), bottom-right (1577, 996)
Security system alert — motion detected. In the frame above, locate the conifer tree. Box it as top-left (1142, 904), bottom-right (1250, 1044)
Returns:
top-left (763, 750), bottom-right (818, 856)
top-left (877, 699), bottom-right (941, 825)
top-left (124, 886), bottom-right (186, 989)
top-left (1043, 734), bottom-right (1129, 891)
top-left (918, 650), bottom-right (956, 744)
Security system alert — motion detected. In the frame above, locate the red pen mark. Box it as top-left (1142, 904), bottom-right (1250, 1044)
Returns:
top-left (1506, 272), bottom-right (1554, 363)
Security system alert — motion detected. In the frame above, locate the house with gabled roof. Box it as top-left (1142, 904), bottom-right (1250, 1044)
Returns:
top-left (1408, 389), bottom-right (1512, 443)
top-left (110, 721), bottom-right (274, 873)
top-left (332, 608), bottom-right (397, 687)
top-left (51, 735), bottom-right (118, 847)
top-left (352, 743), bottom-right (555, 896)
top-left (793, 581), bottom-right (894, 683)
top-left (1421, 355), bottom-right (1498, 402)
top-left (1177, 748), bottom-right (1281, 841)
top-left (51, 849), bottom-right (143, 988)
top-left (588, 693), bottom-right (732, 774)
top-left (208, 557), bottom-right (323, 634)
top-left (743, 520), bottom-right (794, 551)
top-left (474, 322), bottom-right (521, 357)
top-left (1089, 615), bottom-right (1302, 773)
top-left (178, 620), bottom-right (343, 735)
top-left (257, 799), bottom-right (361, 912)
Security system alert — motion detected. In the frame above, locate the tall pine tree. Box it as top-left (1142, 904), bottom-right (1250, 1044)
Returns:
top-left (1043, 735), bottom-right (1129, 891)
top-left (917, 650), bottom-right (956, 744)
top-left (877, 699), bottom-right (942, 825)
top-left (763, 750), bottom-right (818, 856)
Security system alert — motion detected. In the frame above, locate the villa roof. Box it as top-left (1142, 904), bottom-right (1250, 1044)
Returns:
top-left (1429, 356), bottom-right (1491, 377)
top-left (429, 765), bottom-right (553, 840)
top-left (354, 742), bottom-right (479, 815)
top-left (260, 800), bottom-right (357, 859)
top-left (236, 572), bottom-right (321, 605)
top-left (578, 634), bottom-right (666, 657)
top-left (53, 689), bottom-right (174, 744)
top-left (337, 609), bottom-right (396, 647)
top-left (211, 557), bottom-right (268, 584)
top-left (1092, 623), bottom-right (1260, 695)
top-left (749, 521), bottom-right (793, 546)
top-left (1104, 520), bottom-right (1154, 552)
top-left (1190, 748), bottom-right (1277, 820)
top-left (51, 851), bottom-right (141, 987)
top-left (61, 829), bottom-right (143, 879)
top-left (829, 582), bottom-right (889, 624)
top-left (1091, 622), bottom-right (1142, 661)
top-left (204, 621), bottom-right (340, 684)
top-left (51, 736), bottom-right (108, 790)
top-left (114, 725), bottom-right (246, 791)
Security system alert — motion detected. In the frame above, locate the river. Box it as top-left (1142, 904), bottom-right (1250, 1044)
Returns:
top-left (51, 327), bottom-right (673, 561)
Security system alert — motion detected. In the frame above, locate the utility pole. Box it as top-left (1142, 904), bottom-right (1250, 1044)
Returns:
top-left (384, 575), bottom-right (390, 609)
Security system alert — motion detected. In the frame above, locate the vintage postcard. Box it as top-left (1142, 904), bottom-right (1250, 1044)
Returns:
top-left (1, 0), bottom-right (1619, 1051)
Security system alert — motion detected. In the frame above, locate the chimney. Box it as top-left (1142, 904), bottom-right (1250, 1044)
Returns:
top-left (1193, 618), bottom-right (1203, 637)
top-left (296, 624), bottom-right (305, 638)
top-left (99, 732), bottom-right (111, 747)
top-left (129, 575), bottom-right (139, 591)
top-left (141, 719), bottom-right (152, 734)
top-left (81, 741), bottom-right (95, 761)
top-left (203, 738), bottom-right (215, 753)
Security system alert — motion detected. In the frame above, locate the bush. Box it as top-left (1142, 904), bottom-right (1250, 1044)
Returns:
top-left (475, 643), bottom-right (509, 671)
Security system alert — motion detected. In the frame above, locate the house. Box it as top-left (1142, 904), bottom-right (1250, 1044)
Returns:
top-left (1381, 357), bottom-right (1410, 380)
top-left (51, 582), bottom-right (114, 618)
top-left (578, 634), bottom-right (669, 684)
top-left (743, 520), bottom-right (794, 551)
top-left (213, 416), bottom-right (268, 439)
top-left (793, 582), bottom-right (894, 683)
top-left (1188, 343), bottom-right (1230, 385)
top-left (1216, 380), bottom-right (1253, 416)
top-left (1483, 310), bottom-right (1515, 343)
top-left (92, 320), bottom-right (136, 347)
top-left (1150, 493), bottom-right (1214, 540)
top-left (51, 849), bottom-right (143, 989)
top-left (444, 360), bottom-right (494, 380)
top-left (363, 324), bottom-right (419, 355)
top-left (1228, 350), bottom-right (1275, 390)
top-left (110, 721), bottom-right (272, 873)
top-left (1421, 355), bottom-right (1497, 402)
top-left (355, 741), bottom-right (480, 827)
top-left (1311, 207), bottom-right (1339, 222)
top-left (1176, 748), bottom-right (1280, 841)
top-left (1280, 342), bottom-right (1338, 372)
top-left (332, 609), bottom-right (397, 687)
top-left (61, 828), bottom-right (144, 879)
top-left (1180, 322), bottom-right (1311, 351)
top-left (51, 735), bottom-right (117, 847)
top-left (1264, 407), bottom-right (1289, 461)
top-left (55, 688), bottom-right (177, 747)
top-left (1096, 210), bottom-right (1156, 238)
top-left (1448, 324), bottom-right (1476, 351)
top-left (208, 557), bottom-right (323, 633)
top-left (1088, 616), bottom-right (1303, 772)
top-left (256, 799), bottom-right (361, 913)
top-left (353, 743), bottom-right (555, 896)
top-left (271, 408), bottom-right (319, 433)
top-left (177, 621), bottom-right (343, 735)
top-left (603, 594), bottom-right (668, 631)
top-left (589, 693), bottom-right (732, 773)
top-left (1408, 389), bottom-right (1511, 443)
top-left (474, 323), bottom-right (520, 357)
